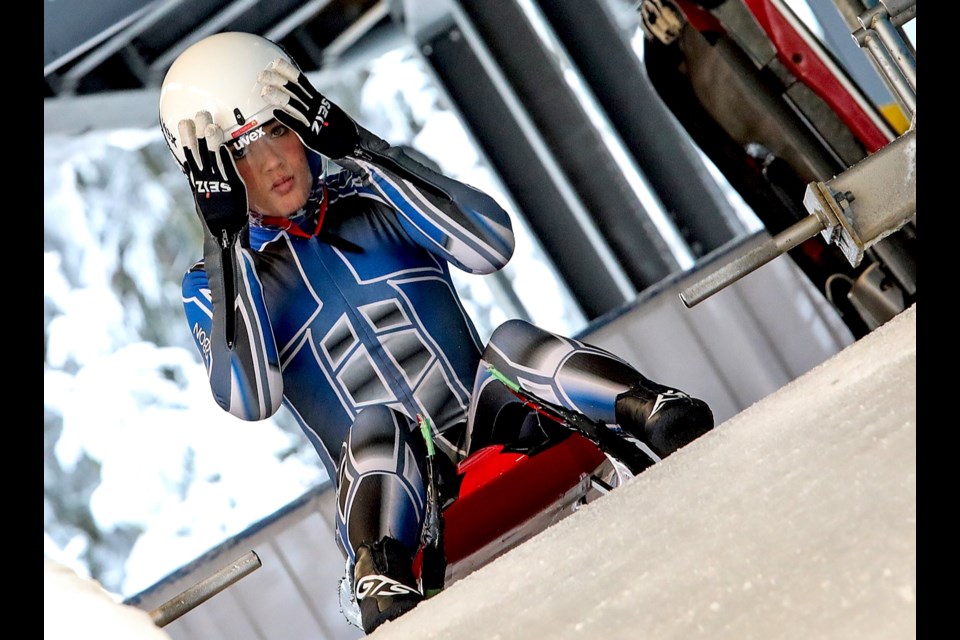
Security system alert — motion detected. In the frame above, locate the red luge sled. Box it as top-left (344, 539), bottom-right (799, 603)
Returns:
top-left (413, 432), bottom-right (618, 585)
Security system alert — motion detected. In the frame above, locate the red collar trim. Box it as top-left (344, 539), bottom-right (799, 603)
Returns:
top-left (258, 184), bottom-right (328, 239)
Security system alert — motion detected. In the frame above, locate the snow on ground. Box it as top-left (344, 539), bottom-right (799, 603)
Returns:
top-left (44, 559), bottom-right (172, 640)
top-left (373, 304), bottom-right (917, 640)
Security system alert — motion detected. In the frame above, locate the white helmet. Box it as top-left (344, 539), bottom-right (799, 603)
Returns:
top-left (158, 32), bottom-right (296, 165)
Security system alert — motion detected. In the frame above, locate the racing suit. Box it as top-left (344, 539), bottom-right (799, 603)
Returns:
top-left (182, 143), bottom-right (653, 563)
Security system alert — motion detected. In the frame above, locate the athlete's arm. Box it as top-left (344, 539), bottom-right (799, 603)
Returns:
top-left (178, 113), bottom-right (283, 421)
top-left (335, 127), bottom-right (515, 275)
top-left (181, 246), bottom-right (283, 421)
top-left (258, 59), bottom-right (515, 274)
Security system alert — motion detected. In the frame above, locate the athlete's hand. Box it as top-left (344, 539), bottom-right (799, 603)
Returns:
top-left (178, 111), bottom-right (249, 248)
top-left (258, 58), bottom-right (360, 160)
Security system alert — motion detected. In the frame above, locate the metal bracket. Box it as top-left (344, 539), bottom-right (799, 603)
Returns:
top-left (680, 124), bottom-right (915, 307)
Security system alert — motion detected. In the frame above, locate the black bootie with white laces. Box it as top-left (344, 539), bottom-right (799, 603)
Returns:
top-left (354, 536), bottom-right (423, 634)
top-left (614, 376), bottom-right (714, 458)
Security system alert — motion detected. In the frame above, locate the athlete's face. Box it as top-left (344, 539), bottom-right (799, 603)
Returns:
top-left (231, 120), bottom-right (313, 218)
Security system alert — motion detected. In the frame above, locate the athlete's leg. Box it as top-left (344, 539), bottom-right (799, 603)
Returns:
top-left (465, 319), bottom-right (713, 458)
top-left (335, 405), bottom-right (429, 633)
top-left (335, 405), bottom-right (427, 560)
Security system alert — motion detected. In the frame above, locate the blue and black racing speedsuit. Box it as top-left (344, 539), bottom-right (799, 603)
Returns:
top-left (182, 132), bottom-right (650, 564)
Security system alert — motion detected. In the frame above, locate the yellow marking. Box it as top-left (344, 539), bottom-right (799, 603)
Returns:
top-left (879, 103), bottom-right (910, 134)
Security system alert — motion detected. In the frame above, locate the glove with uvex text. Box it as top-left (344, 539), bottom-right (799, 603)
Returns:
top-left (258, 58), bottom-right (360, 160)
top-left (178, 111), bottom-right (249, 248)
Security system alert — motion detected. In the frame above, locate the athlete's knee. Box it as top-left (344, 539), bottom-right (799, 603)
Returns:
top-left (485, 319), bottom-right (572, 369)
top-left (486, 319), bottom-right (544, 360)
top-left (488, 318), bottom-right (538, 345)
top-left (340, 407), bottom-right (426, 481)
top-left (344, 406), bottom-right (407, 458)
top-left (352, 405), bottom-right (402, 434)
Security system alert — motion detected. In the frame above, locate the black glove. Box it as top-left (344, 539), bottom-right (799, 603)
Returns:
top-left (178, 112), bottom-right (249, 248)
top-left (258, 58), bottom-right (360, 160)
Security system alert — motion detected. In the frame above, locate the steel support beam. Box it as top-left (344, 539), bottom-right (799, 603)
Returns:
top-left (406, 0), bottom-right (698, 318)
top-left (416, 19), bottom-right (634, 318)
top-left (451, 0), bottom-right (683, 291)
top-left (533, 0), bottom-right (745, 257)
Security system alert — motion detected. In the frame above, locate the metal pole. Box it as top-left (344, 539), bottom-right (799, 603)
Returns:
top-left (679, 215), bottom-right (826, 308)
top-left (853, 1), bottom-right (916, 117)
top-left (891, 5), bottom-right (917, 28)
top-left (878, 0), bottom-right (916, 18)
top-left (149, 550), bottom-right (262, 628)
top-left (858, 32), bottom-right (916, 115)
top-left (871, 15), bottom-right (916, 91)
top-left (680, 119), bottom-right (916, 308)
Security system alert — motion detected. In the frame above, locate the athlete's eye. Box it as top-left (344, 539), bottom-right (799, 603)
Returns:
top-left (270, 124), bottom-right (288, 138)
top-left (230, 144), bottom-right (248, 161)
